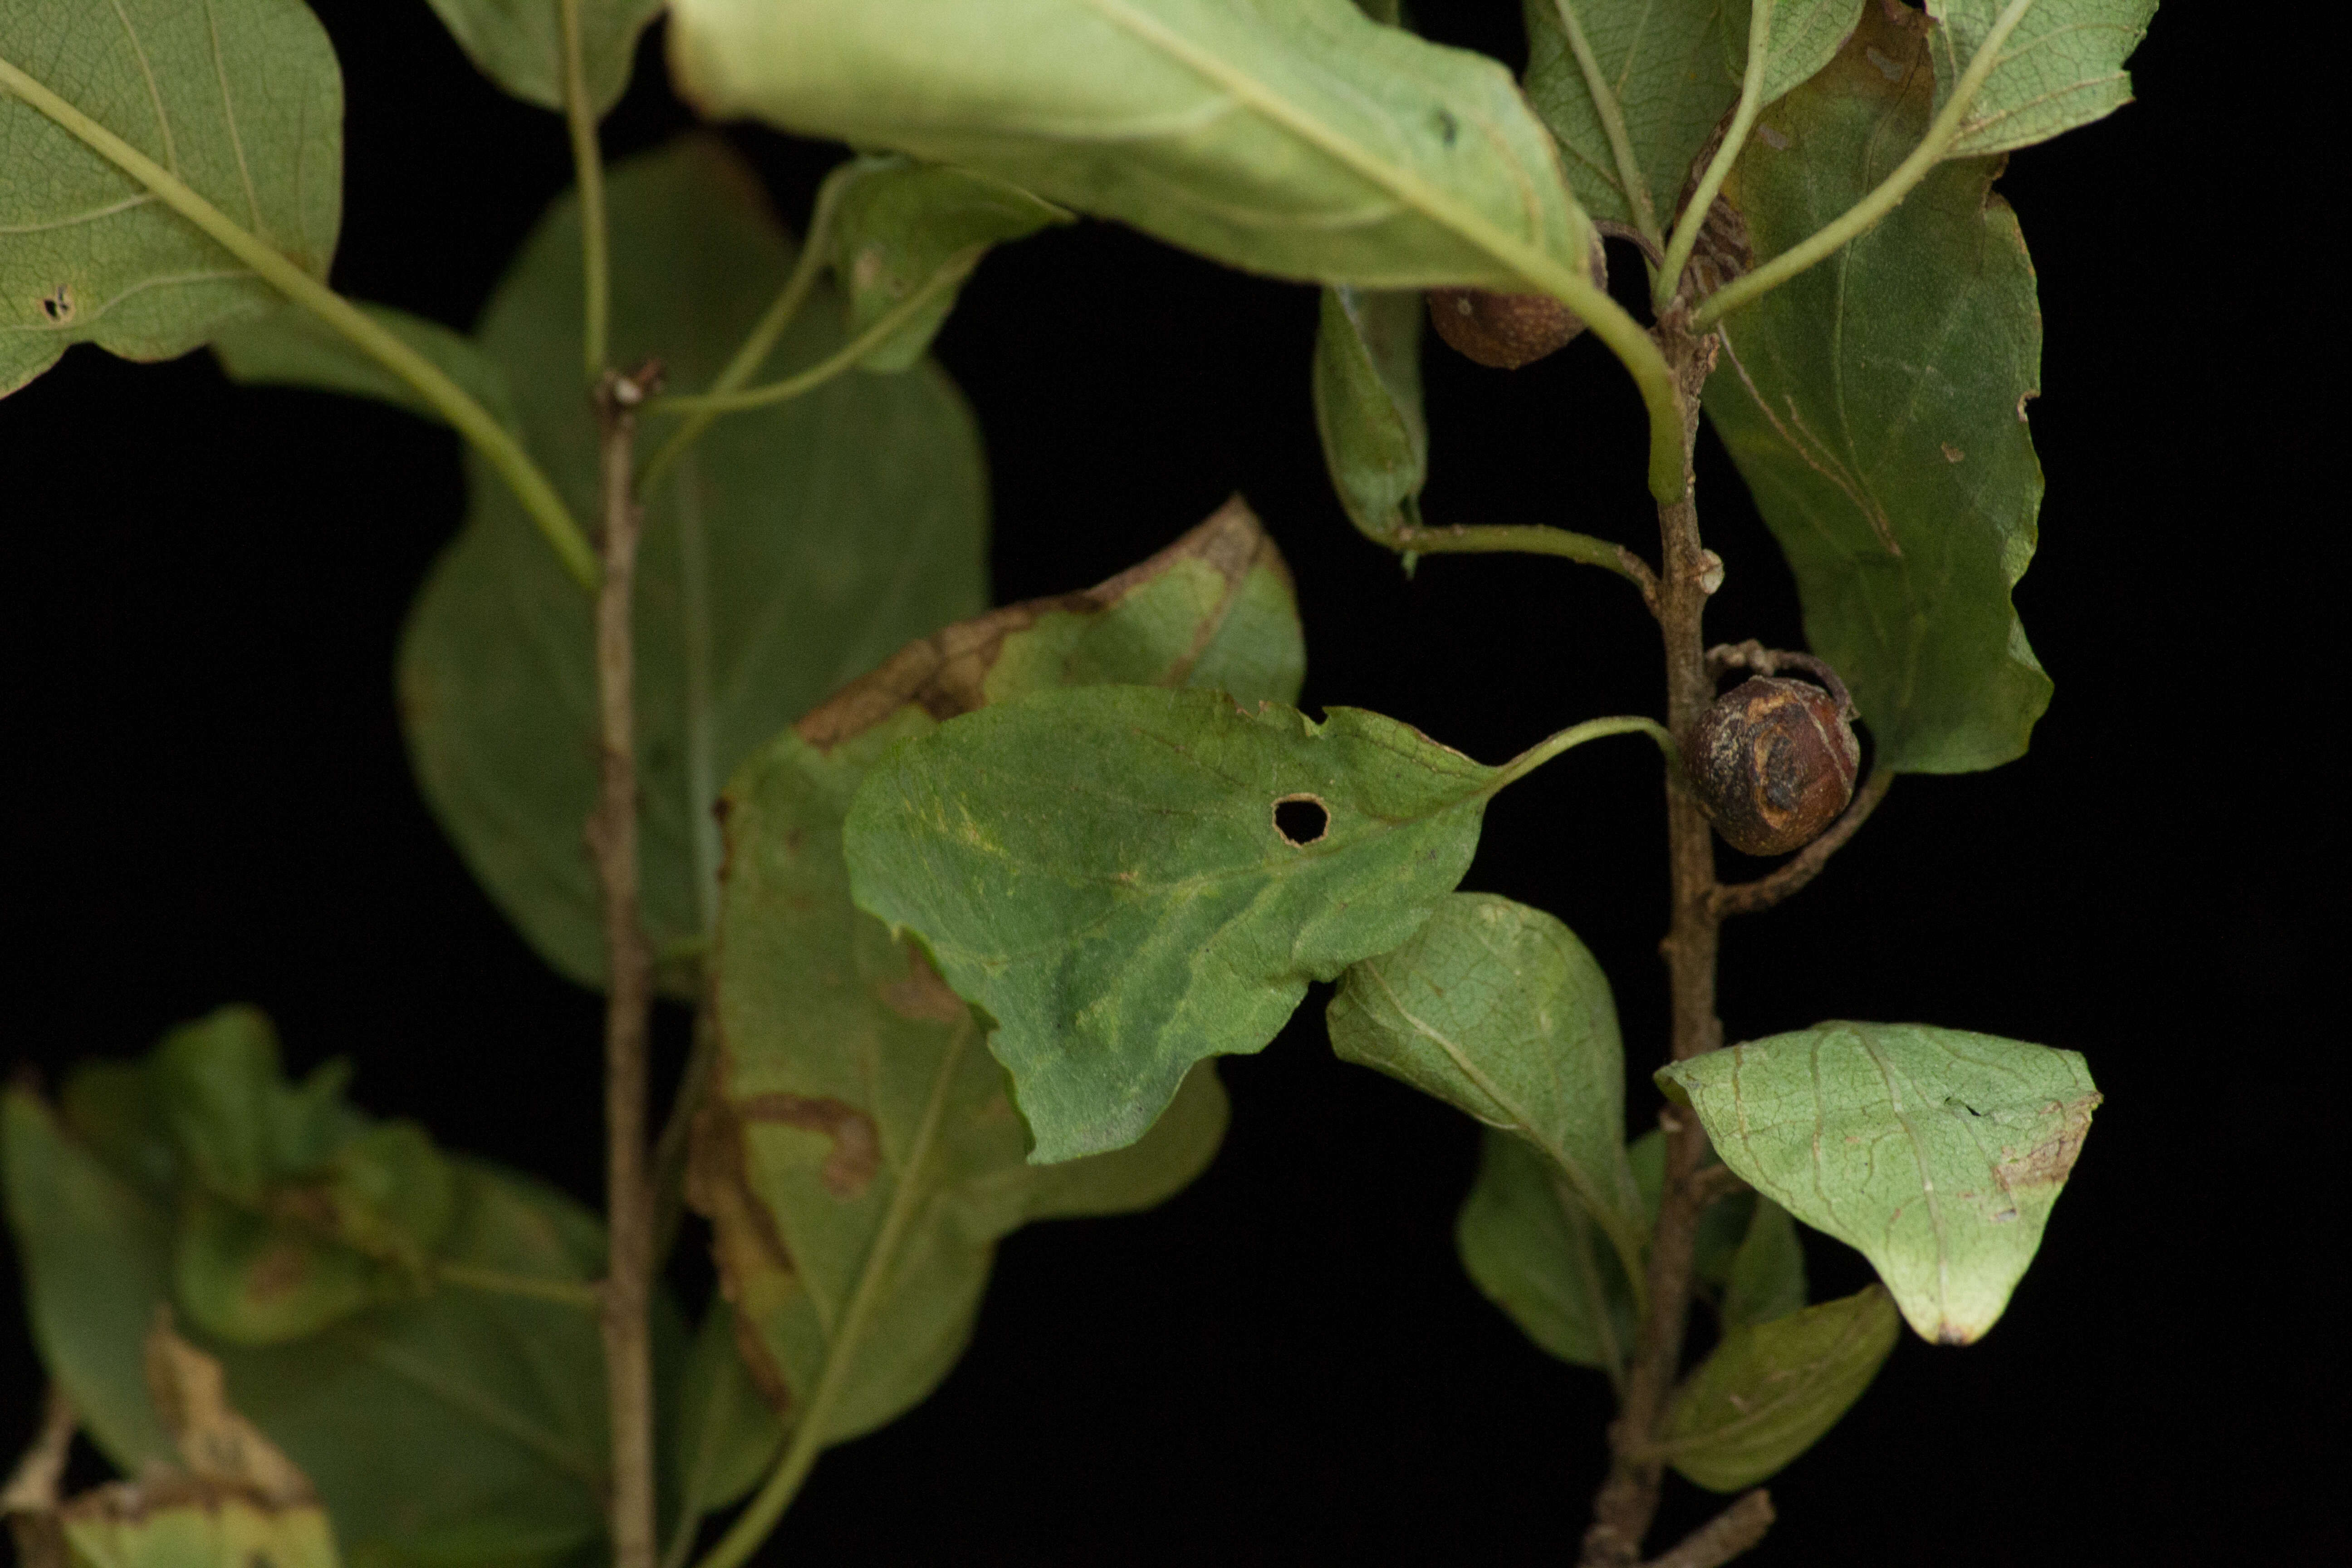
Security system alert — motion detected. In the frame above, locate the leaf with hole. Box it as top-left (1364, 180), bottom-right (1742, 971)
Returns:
top-left (847, 683), bottom-right (1530, 1162)
top-left (421, 0), bottom-right (665, 115)
top-left (1312, 286), bottom-right (1426, 543)
top-left (1657, 1022), bottom-right (2098, 1343)
top-left (829, 156), bottom-right (1069, 372)
top-left (1702, 3), bottom-right (2049, 772)
top-left (3, 1015), bottom-right (652, 1566)
top-left (695, 508), bottom-right (1288, 1443)
top-left (667, 0), bottom-right (1594, 293)
top-left (1521, 0), bottom-right (1745, 239)
top-left (213, 302), bottom-right (519, 431)
top-left (0, 0), bottom-right (342, 397)
top-left (1330, 893), bottom-right (1645, 1282)
top-left (1926, 0), bottom-right (2154, 158)
top-left (1661, 1283), bottom-right (1899, 1490)
top-left (397, 136), bottom-right (988, 995)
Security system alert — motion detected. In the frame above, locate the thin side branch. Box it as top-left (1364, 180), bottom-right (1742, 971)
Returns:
top-left (1389, 524), bottom-right (1660, 613)
top-left (1639, 1491), bottom-right (1775, 1568)
top-left (591, 363), bottom-right (662, 1568)
top-left (1712, 769), bottom-right (1892, 918)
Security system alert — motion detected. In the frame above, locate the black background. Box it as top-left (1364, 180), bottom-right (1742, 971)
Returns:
top-left (2, 2), bottom-right (2331, 1563)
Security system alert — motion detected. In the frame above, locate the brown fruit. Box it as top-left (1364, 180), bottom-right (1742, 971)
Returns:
top-left (1426, 241), bottom-right (1609, 369)
top-left (1684, 677), bottom-right (1860, 857)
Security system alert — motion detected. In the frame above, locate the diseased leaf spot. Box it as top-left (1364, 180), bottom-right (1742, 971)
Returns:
top-left (1433, 108), bottom-right (1459, 146)
top-left (1941, 442), bottom-right (1965, 463)
top-left (1757, 124), bottom-right (1791, 151)
top-left (738, 1093), bottom-right (882, 1198)
top-left (1272, 794), bottom-right (1329, 846)
top-left (39, 284), bottom-right (75, 324)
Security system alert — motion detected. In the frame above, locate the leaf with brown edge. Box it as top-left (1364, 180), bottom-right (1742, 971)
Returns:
top-left (1657, 1022), bottom-right (2099, 1344)
top-left (692, 501), bottom-right (1297, 1451)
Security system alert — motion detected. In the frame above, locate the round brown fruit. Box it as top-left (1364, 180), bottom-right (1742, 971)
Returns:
top-left (1426, 240), bottom-right (1609, 369)
top-left (1683, 676), bottom-right (1860, 857)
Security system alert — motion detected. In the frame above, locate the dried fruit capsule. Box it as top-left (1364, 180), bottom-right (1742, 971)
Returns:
top-left (1427, 240), bottom-right (1609, 369)
top-left (1684, 677), bottom-right (1860, 856)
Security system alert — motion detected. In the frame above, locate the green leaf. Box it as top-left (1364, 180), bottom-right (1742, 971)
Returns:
top-left (696, 503), bottom-right (1294, 1445)
top-left (1753, 0), bottom-right (1868, 108)
top-left (6, 1053), bottom-right (627, 1564)
top-left (213, 303), bottom-right (520, 431)
top-left (0, 0), bottom-right (342, 397)
top-left (1926, 0), bottom-right (2154, 157)
top-left (1719, 1192), bottom-right (1806, 1332)
top-left (1328, 894), bottom-right (1644, 1280)
top-left (667, 0), bottom-right (1594, 293)
top-left (830, 156), bottom-right (1070, 372)
top-left (1661, 1283), bottom-right (1899, 1490)
top-left (665, 1304), bottom-right (784, 1534)
top-left (848, 686), bottom-right (1520, 1163)
top-left (421, 0), bottom-right (665, 115)
top-left (1702, 3), bottom-right (2049, 772)
top-left (1455, 1127), bottom-right (1634, 1379)
top-left (1656, 1022), bottom-right (2099, 1344)
top-left (398, 136), bottom-right (988, 994)
top-left (1627, 1130), bottom-right (1749, 1293)
top-left (1521, 0), bottom-right (1744, 238)
top-left (1311, 286), bottom-right (1426, 543)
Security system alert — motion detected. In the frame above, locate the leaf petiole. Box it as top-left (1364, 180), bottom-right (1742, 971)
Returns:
top-left (1493, 714), bottom-right (1679, 794)
top-left (636, 163), bottom-right (854, 494)
top-left (1383, 523), bottom-right (1658, 609)
top-left (1656, 0), bottom-right (1776, 308)
top-left (559, 0), bottom-right (612, 381)
top-left (1691, 0), bottom-right (2041, 328)
top-left (431, 1262), bottom-right (603, 1312)
top-left (0, 54), bottom-right (600, 590)
top-left (647, 246), bottom-right (985, 419)
top-left (690, 1022), bottom-right (972, 1568)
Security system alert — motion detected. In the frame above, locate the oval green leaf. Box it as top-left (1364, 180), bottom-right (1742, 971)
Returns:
top-left (1312, 285), bottom-right (1426, 543)
top-left (398, 136), bottom-right (988, 994)
top-left (846, 686), bottom-right (1509, 1163)
top-left (422, 0), bottom-right (664, 115)
top-left (1702, 2), bottom-right (2049, 773)
top-left (1661, 1282), bottom-right (1899, 1490)
top-left (1329, 893), bottom-right (1644, 1282)
top-left (696, 504), bottom-right (1295, 1445)
top-left (1656, 1022), bottom-right (2100, 1344)
top-left (0, 0), bottom-right (342, 397)
top-left (668, 0), bottom-right (1593, 293)
top-left (830, 156), bottom-right (1070, 372)
top-left (1926, 0), bottom-right (2155, 158)
top-left (1455, 1127), bottom-right (1635, 1381)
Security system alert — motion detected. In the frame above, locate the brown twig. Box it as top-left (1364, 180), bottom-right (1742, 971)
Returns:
top-left (1711, 769), bottom-right (1893, 919)
top-left (1581, 318), bottom-right (1724, 1568)
top-left (590, 362), bottom-right (662, 1568)
top-left (3, 1386), bottom-right (76, 1568)
top-left (1639, 1491), bottom-right (1776, 1568)
top-left (1685, 1156), bottom-right (1750, 1209)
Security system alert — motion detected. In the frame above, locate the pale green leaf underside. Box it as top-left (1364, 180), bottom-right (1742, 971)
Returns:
top-left (0, 0), bottom-right (341, 396)
top-left (1329, 893), bottom-right (1644, 1276)
top-left (398, 137), bottom-right (987, 994)
top-left (1662, 1283), bottom-right (1898, 1490)
top-left (1456, 1127), bottom-right (1635, 1377)
top-left (1521, 0), bottom-right (1743, 234)
top-left (5, 1089), bottom-right (619, 1565)
top-left (846, 686), bottom-right (1500, 1163)
top-left (213, 299), bottom-right (519, 430)
top-left (1658, 1022), bottom-right (2099, 1344)
top-left (703, 505), bottom-right (1296, 1442)
top-left (1755, 0), bottom-right (1868, 107)
top-left (669, 0), bottom-right (1592, 291)
top-left (422, 0), bottom-right (664, 115)
top-left (1926, 0), bottom-right (2153, 157)
top-left (1705, 5), bottom-right (2048, 773)
top-left (1312, 285), bottom-right (1425, 542)
top-left (831, 156), bottom-right (1070, 372)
